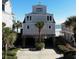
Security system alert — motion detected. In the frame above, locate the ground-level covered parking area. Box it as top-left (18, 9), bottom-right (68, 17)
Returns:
top-left (22, 37), bottom-right (55, 48)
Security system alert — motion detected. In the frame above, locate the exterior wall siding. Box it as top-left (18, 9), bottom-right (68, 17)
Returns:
top-left (23, 23), bottom-right (55, 36)
top-left (2, 12), bottom-right (13, 28)
top-left (2, 0), bottom-right (13, 28)
top-left (25, 14), bottom-right (54, 23)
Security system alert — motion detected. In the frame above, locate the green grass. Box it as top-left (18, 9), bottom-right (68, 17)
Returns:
top-left (2, 55), bottom-right (17, 59)
top-left (2, 48), bottom-right (20, 59)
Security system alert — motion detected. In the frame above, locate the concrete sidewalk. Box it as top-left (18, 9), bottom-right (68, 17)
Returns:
top-left (16, 49), bottom-right (63, 59)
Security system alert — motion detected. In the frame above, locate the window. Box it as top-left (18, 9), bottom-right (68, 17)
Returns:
top-left (27, 25), bottom-right (29, 29)
top-left (30, 16), bottom-right (31, 20)
top-left (47, 16), bottom-right (52, 21)
top-left (49, 26), bottom-right (51, 29)
top-left (47, 16), bottom-right (49, 21)
top-left (50, 16), bottom-right (52, 21)
top-left (2, 4), bottom-right (5, 11)
top-left (36, 8), bottom-right (43, 12)
top-left (27, 16), bottom-right (31, 21)
top-left (27, 16), bottom-right (29, 20)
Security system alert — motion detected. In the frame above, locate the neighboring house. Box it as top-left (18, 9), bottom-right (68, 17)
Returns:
top-left (2, 0), bottom-right (13, 28)
top-left (22, 4), bottom-right (55, 39)
top-left (61, 24), bottom-right (75, 46)
top-left (55, 25), bottom-right (63, 36)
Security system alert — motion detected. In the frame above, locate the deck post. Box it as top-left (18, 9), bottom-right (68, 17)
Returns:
top-left (22, 37), bottom-right (26, 48)
top-left (53, 36), bottom-right (56, 48)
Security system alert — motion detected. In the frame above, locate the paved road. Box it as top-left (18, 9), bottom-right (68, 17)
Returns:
top-left (17, 49), bottom-right (63, 59)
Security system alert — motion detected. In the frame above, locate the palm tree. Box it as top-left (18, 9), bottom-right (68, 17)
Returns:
top-left (64, 16), bottom-right (76, 34)
top-left (35, 21), bottom-right (44, 42)
top-left (3, 27), bottom-right (16, 59)
top-left (3, 27), bottom-right (11, 59)
top-left (64, 16), bottom-right (76, 30)
top-left (12, 20), bottom-right (22, 33)
top-left (16, 21), bottom-right (22, 33)
top-left (8, 32), bottom-right (17, 48)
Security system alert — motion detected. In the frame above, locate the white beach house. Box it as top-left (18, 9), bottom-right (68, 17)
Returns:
top-left (21, 4), bottom-right (55, 47)
top-left (61, 24), bottom-right (75, 46)
top-left (2, 0), bottom-right (13, 28)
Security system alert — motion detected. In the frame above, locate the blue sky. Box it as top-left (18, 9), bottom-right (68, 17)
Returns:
top-left (12, 0), bottom-right (76, 24)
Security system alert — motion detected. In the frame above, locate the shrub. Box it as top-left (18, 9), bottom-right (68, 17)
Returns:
top-left (9, 48), bottom-right (20, 52)
top-left (64, 51), bottom-right (76, 59)
top-left (7, 48), bottom-right (20, 56)
top-left (35, 42), bottom-right (45, 50)
top-left (57, 45), bottom-right (70, 53)
top-left (55, 36), bottom-right (67, 45)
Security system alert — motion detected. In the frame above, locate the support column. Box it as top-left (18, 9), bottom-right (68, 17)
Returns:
top-left (35, 37), bottom-right (38, 44)
top-left (53, 36), bottom-right (56, 48)
top-left (22, 37), bottom-right (25, 48)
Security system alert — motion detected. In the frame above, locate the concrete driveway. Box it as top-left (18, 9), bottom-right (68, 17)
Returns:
top-left (16, 49), bottom-right (63, 59)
